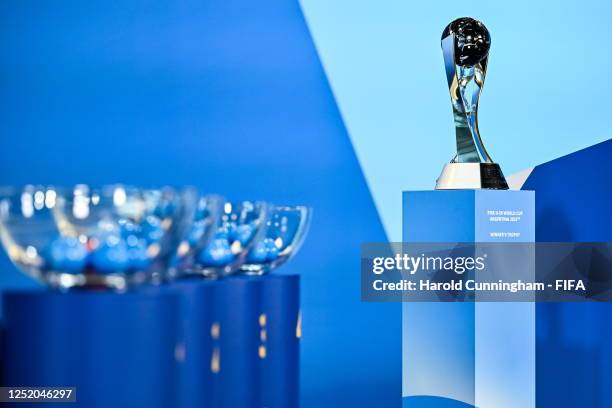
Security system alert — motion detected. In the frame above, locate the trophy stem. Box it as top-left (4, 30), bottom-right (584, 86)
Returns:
top-left (465, 111), bottom-right (493, 163)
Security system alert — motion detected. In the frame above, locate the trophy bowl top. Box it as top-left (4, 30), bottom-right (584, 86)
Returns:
top-left (442, 17), bottom-right (491, 66)
top-left (0, 184), bottom-right (197, 291)
top-left (241, 205), bottom-right (312, 275)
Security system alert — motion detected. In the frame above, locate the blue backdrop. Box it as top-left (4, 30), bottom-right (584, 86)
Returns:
top-left (523, 140), bottom-right (612, 407)
top-left (0, 1), bottom-right (399, 406)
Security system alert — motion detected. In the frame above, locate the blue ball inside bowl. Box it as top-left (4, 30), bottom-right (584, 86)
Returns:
top-left (264, 238), bottom-right (279, 261)
top-left (198, 238), bottom-right (234, 266)
top-left (90, 235), bottom-right (130, 274)
top-left (230, 222), bottom-right (255, 246)
top-left (46, 236), bottom-right (88, 274)
top-left (126, 237), bottom-right (151, 270)
top-left (141, 215), bottom-right (164, 244)
top-left (241, 206), bottom-right (312, 275)
top-left (247, 240), bottom-right (268, 263)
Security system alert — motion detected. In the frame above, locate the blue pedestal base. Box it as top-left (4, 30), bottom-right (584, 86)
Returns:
top-left (402, 190), bottom-right (535, 408)
top-left (2, 290), bottom-right (180, 408)
top-left (1, 274), bottom-right (300, 408)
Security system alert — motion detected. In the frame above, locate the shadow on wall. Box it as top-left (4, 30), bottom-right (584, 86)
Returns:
top-left (524, 139), bottom-right (612, 407)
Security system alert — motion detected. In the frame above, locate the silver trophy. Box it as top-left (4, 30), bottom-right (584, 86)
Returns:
top-left (435, 17), bottom-right (508, 190)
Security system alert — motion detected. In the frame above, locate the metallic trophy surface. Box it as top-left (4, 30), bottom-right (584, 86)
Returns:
top-left (435, 17), bottom-right (509, 190)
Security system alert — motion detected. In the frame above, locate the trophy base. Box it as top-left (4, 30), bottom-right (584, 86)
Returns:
top-left (435, 162), bottom-right (509, 190)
